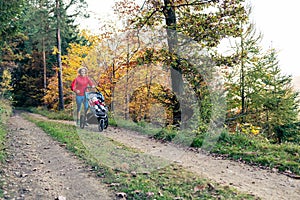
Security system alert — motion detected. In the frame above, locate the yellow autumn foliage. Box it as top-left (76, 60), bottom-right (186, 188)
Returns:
top-left (0, 69), bottom-right (13, 98)
top-left (43, 30), bottom-right (102, 110)
top-left (238, 123), bottom-right (261, 135)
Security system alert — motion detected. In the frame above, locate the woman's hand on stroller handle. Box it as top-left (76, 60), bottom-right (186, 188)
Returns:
top-left (84, 86), bottom-right (97, 92)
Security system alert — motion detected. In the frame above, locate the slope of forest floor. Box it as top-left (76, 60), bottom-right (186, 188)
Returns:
top-left (1, 111), bottom-right (300, 200)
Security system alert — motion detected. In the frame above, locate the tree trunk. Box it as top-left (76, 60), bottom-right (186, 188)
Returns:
top-left (56, 0), bottom-right (64, 111)
top-left (163, 0), bottom-right (182, 126)
top-left (241, 32), bottom-right (245, 123)
top-left (42, 37), bottom-right (47, 91)
top-left (110, 62), bottom-right (115, 112)
top-left (125, 42), bottom-right (130, 120)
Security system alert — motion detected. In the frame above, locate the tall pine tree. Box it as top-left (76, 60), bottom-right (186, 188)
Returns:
top-left (222, 22), bottom-right (299, 142)
top-left (249, 49), bottom-right (299, 142)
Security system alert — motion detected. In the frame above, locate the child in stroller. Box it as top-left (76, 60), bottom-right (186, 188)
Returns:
top-left (90, 96), bottom-right (106, 114)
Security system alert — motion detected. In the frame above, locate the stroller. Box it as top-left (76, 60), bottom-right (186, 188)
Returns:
top-left (80, 87), bottom-right (108, 132)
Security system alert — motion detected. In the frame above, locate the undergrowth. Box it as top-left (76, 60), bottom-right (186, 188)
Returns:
top-left (212, 132), bottom-right (300, 175)
top-left (0, 98), bottom-right (13, 198)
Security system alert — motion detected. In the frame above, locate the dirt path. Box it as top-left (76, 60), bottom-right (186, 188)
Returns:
top-left (1, 112), bottom-right (114, 200)
top-left (2, 112), bottom-right (300, 200)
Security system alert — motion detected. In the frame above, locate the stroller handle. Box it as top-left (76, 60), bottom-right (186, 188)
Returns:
top-left (84, 86), bottom-right (100, 93)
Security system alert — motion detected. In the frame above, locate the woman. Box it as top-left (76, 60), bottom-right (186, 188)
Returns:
top-left (71, 67), bottom-right (95, 125)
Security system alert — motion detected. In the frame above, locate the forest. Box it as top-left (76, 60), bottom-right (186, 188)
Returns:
top-left (1, 0), bottom-right (300, 145)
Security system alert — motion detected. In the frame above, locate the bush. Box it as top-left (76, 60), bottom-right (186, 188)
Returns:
top-left (153, 126), bottom-right (177, 142)
top-left (190, 137), bottom-right (204, 147)
top-left (274, 122), bottom-right (300, 143)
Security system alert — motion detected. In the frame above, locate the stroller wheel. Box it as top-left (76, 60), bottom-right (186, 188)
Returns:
top-left (80, 115), bottom-right (85, 129)
top-left (98, 119), bottom-right (104, 132)
top-left (104, 116), bottom-right (108, 129)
